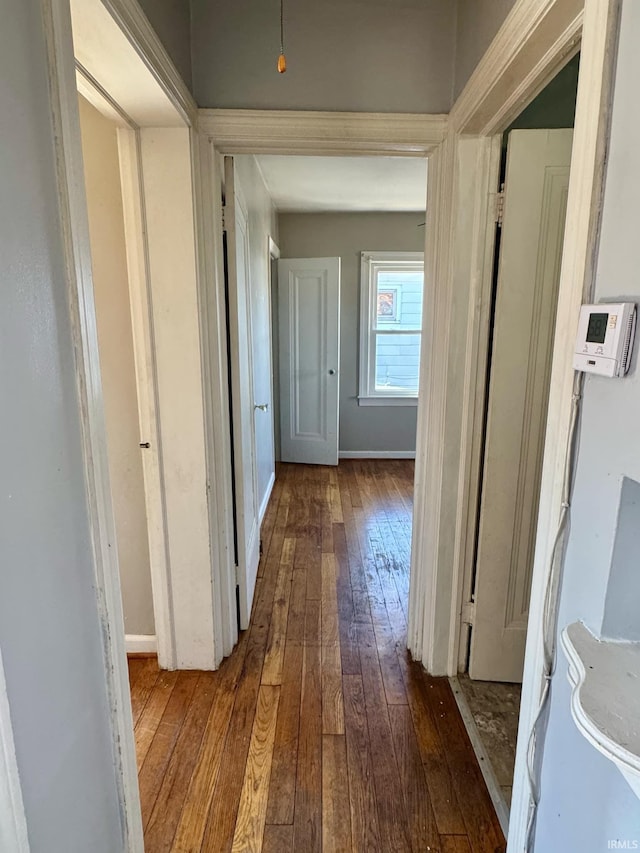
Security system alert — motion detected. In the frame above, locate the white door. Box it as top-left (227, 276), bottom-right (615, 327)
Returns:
top-left (247, 229), bottom-right (276, 527)
top-left (278, 258), bottom-right (341, 466)
top-left (470, 129), bottom-right (574, 682)
top-left (224, 157), bottom-right (260, 630)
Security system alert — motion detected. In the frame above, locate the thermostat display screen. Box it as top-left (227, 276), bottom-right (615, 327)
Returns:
top-left (586, 312), bottom-right (609, 344)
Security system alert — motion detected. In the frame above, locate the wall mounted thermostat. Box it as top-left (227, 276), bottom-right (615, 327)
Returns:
top-left (573, 302), bottom-right (637, 377)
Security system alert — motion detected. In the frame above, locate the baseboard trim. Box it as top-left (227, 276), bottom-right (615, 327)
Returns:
top-left (259, 470), bottom-right (276, 525)
top-left (125, 634), bottom-right (157, 655)
top-left (448, 677), bottom-right (510, 836)
top-left (338, 451), bottom-right (416, 459)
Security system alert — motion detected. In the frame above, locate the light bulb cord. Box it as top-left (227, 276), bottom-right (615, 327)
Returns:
top-left (280, 0), bottom-right (285, 55)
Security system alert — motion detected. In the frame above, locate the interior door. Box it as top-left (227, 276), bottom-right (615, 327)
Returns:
top-left (248, 233), bottom-right (276, 526)
top-left (278, 257), bottom-right (341, 466)
top-left (470, 129), bottom-right (574, 682)
top-left (224, 156), bottom-right (260, 630)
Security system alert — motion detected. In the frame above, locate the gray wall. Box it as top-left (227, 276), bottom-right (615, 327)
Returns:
top-left (454, 0), bottom-right (517, 98)
top-left (191, 0), bottom-right (457, 113)
top-left (137, 0), bottom-right (192, 89)
top-left (278, 213), bottom-right (425, 454)
top-left (0, 2), bottom-right (125, 850)
top-left (535, 0), bottom-right (640, 847)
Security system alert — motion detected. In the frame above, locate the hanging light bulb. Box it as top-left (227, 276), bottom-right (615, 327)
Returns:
top-left (278, 0), bottom-right (287, 72)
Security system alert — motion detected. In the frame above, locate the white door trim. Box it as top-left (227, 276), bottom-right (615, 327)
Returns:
top-left (198, 110), bottom-right (447, 156)
top-left (116, 127), bottom-right (175, 669)
top-left (450, 0), bottom-right (583, 135)
top-left (194, 137), bottom-right (238, 659)
top-left (99, 0), bottom-right (197, 126)
top-left (0, 647), bottom-right (29, 853)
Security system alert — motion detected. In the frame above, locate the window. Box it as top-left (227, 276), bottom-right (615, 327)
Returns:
top-left (358, 251), bottom-right (424, 405)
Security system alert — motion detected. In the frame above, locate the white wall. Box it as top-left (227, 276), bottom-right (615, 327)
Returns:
top-left (136, 0), bottom-right (192, 89)
top-left (191, 0), bottom-right (457, 113)
top-left (278, 212), bottom-right (425, 455)
top-left (78, 96), bottom-right (155, 637)
top-left (0, 2), bottom-right (126, 849)
top-left (454, 0), bottom-right (518, 98)
top-left (535, 1), bottom-right (640, 847)
top-left (234, 156), bottom-right (278, 515)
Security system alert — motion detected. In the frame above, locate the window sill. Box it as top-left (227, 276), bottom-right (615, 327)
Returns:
top-left (358, 396), bottom-right (418, 407)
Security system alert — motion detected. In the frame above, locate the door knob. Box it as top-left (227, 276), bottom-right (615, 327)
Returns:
top-left (254, 403), bottom-right (269, 411)
top-left (328, 369), bottom-right (336, 375)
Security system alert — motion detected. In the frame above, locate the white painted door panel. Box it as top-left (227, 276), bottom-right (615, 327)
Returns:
top-left (278, 258), bottom-right (340, 466)
top-left (470, 129), bottom-right (574, 682)
top-left (224, 157), bottom-right (260, 630)
top-left (245, 218), bottom-right (275, 525)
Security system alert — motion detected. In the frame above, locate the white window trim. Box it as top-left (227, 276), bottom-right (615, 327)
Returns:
top-left (358, 250), bottom-right (424, 406)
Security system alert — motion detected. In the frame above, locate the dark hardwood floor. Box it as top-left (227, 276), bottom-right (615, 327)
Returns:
top-left (128, 460), bottom-right (506, 852)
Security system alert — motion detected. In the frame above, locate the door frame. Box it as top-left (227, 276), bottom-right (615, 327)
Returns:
top-left (197, 113), bottom-right (444, 652)
top-left (57, 0), bottom-right (230, 671)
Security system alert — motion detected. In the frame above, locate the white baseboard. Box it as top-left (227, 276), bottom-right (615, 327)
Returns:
top-left (448, 677), bottom-right (510, 836)
top-left (125, 634), bottom-right (157, 654)
top-left (259, 470), bottom-right (276, 524)
top-left (338, 450), bottom-right (416, 459)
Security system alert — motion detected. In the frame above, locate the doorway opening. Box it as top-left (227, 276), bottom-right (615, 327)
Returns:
top-left (450, 53), bottom-right (581, 832)
top-left (77, 92), bottom-right (157, 656)
top-left (221, 152), bottom-right (429, 636)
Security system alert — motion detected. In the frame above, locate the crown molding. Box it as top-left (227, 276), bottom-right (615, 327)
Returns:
top-left (451, 0), bottom-right (583, 135)
top-left (199, 109), bottom-right (447, 156)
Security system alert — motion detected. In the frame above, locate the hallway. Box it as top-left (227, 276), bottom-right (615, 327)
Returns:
top-left (128, 460), bottom-right (505, 852)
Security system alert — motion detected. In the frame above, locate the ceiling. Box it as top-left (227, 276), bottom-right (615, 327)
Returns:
top-left (254, 155), bottom-right (428, 213)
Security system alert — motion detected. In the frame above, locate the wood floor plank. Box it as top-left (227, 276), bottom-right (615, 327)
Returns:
top-left (293, 641), bottom-right (322, 853)
top-left (134, 670), bottom-right (179, 772)
top-left (328, 466), bottom-right (343, 524)
top-left (138, 671), bottom-right (200, 828)
top-left (127, 657), bottom-right (145, 693)
top-left (231, 684), bottom-right (281, 853)
top-left (321, 552), bottom-right (345, 734)
top-left (426, 677), bottom-right (506, 853)
top-left (321, 647), bottom-right (344, 736)
top-left (265, 642), bottom-right (303, 825)
top-left (322, 735), bottom-right (352, 853)
top-left (129, 657), bottom-right (161, 726)
top-left (262, 824), bottom-right (294, 853)
top-left (286, 568), bottom-right (307, 642)
top-left (333, 522), bottom-right (361, 676)
top-left (358, 625), bottom-right (411, 852)
top-left (171, 638), bottom-right (249, 853)
top-left (343, 674), bottom-right (381, 851)
top-left (397, 654), bottom-right (467, 837)
top-left (389, 704), bottom-right (440, 852)
top-left (440, 835), bottom-right (473, 853)
top-left (262, 537), bottom-right (295, 686)
top-left (199, 622), bottom-right (272, 852)
top-left (144, 672), bottom-right (217, 852)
